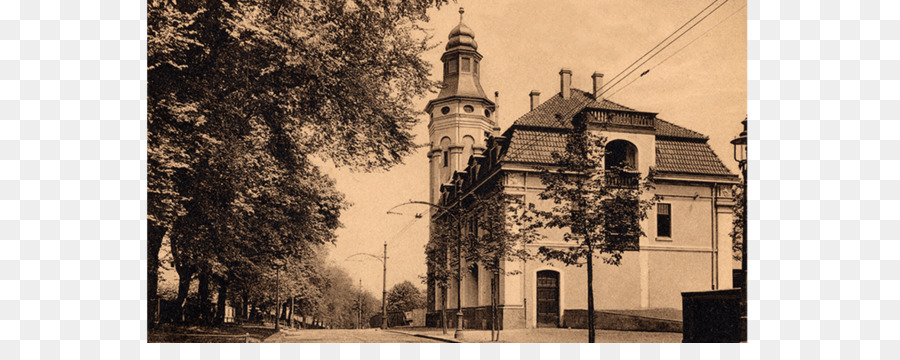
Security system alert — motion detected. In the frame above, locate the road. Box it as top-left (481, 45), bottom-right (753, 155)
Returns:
top-left (275, 329), bottom-right (446, 343)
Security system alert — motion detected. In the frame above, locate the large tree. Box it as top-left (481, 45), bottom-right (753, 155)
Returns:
top-left (387, 280), bottom-right (425, 312)
top-left (532, 114), bottom-right (655, 343)
top-left (148, 0), bottom-right (445, 323)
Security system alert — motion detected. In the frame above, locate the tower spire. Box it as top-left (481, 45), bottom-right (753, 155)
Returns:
top-left (459, 7), bottom-right (464, 23)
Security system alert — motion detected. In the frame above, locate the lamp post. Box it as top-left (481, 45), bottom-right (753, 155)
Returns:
top-left (388, 200), bottom-right (464, 339)
top-left (731, 116), bottom-right (748, 342)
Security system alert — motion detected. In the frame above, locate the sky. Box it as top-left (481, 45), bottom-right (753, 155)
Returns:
top-left (323, 0), bottom-right (747, 298)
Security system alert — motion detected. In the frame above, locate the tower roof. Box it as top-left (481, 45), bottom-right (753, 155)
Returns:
top-left (447, 8), bottom-right (477, 50)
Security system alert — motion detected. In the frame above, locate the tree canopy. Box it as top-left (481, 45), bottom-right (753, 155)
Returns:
top-left (148, 0), bottom-right (445, 323)
top-left (387, 280), bottom-right (425, 312)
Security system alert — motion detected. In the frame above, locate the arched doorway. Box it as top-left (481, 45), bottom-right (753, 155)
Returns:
top-left (536, 270), bottom-right (560, 327)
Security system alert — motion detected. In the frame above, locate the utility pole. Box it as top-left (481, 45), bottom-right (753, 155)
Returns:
top-left (358, 279), bottom-right (362, 330)
top-left (382, 241), bottom-right (388, 330)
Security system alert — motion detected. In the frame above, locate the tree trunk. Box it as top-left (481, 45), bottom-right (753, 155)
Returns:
top-left (174, 267), bottom-right (193, 323)
top-left (243, 292), bottom-right (250, 322)
top-left (587, 253), bottom-right (595, 343)
top-left (215, 277), bottom-right (228, 325)
top-left (148, 224), bottom-right (167, 325)
top-left (490, 274), bottom-right (496, 341)
top-left (198, 269), bottom-right (211, 324)
top-left (440, 285), bottom-right (448, 334)
top-left (289, 297), bottom-right (294, 329)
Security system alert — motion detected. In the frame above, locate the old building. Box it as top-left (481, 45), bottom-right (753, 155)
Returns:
top-left (425, 10), bottom-right (739, 329)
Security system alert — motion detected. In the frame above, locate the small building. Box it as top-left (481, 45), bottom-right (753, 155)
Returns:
top-left (425, 9), bottom-right (739, 329)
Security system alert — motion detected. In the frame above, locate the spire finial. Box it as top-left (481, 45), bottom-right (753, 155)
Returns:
top-left (459, 7), bottom-right (464, 23)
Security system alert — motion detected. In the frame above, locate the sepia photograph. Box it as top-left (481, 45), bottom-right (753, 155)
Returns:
top-left (147, 0), bottom-right (747, 343)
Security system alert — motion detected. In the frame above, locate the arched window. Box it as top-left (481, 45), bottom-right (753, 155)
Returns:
top-left (606, 140), bottom-right (638, 170)
top-left (605, 140), bottom-right (639, 188)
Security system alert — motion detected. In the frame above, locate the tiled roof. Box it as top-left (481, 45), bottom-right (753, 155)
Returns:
top-left (655, 118), bottom-right (708, 140)
top-left (498, 88), bottom-right (734, 177)
top-left (512, 89), bottom-right (634, 129)
top-left (655, 139), bottom-right (733, 176)
top-left (502, 129), bottom-right (566, 164)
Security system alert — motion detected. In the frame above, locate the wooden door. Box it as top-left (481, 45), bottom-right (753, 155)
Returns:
top-left (536, 270), bottom-right (559, 328)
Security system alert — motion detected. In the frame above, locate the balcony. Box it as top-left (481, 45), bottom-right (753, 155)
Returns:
top-left (605, 169), bottom-right (640, 188)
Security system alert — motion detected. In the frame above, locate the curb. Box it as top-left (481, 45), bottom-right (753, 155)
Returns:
top-left (386, 329), bottom-right (461, 343)
top-left (262, 330), bottom-right (287, 343)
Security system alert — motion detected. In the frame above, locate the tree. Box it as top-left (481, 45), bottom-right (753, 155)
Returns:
top-left (465, 184), bottom-right (538, 341)
top-left (731, 183), bottom-right (745, 262)
top-left (147, 0), bottom-right (447, 324)
top-left (424, 217), bottom-right (455, 334)
top-left (387, 281), bottom-right (425, 312)
top-left (532, 114), bottom-right (655, 343)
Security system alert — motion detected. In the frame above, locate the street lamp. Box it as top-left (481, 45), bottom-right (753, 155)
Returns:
top-left (731, 116), bottom-right (748, 342)
top-left (388, 200), bottom-right (464, 339)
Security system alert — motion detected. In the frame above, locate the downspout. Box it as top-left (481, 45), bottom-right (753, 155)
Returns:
top-left (711, 183), bottom-right (719, 290)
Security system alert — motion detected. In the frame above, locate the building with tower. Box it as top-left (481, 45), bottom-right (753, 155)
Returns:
top-left (425, 9), bottom-right (740, 330)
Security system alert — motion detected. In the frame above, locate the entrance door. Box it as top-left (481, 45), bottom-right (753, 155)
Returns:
top-left (536, 270), bottom-right (560, 327)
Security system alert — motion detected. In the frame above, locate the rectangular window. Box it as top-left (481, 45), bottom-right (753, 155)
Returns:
top-left (443, 151), bottom-right (449, 167)
top-left (448, 59), bottom-right (458, 74)
top-left (461, 57), bottom-right (471, 72)
top-left (657, 203), bottom-right (671, 238)
top-left (474, 60), bottom-right (479, 74)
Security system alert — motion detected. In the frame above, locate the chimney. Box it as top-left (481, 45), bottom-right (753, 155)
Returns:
top-left (592, 72), bottom-right (604, 101)
top-left (529, 90), bottom-right (541, 111)
top-left (559, 68), bottom-right (572, 99)
top-left (493, 91), bottom-right (501, 135)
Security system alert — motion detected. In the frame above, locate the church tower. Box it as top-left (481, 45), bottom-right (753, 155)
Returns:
top-left (427, 7), bottom-right (496, 206)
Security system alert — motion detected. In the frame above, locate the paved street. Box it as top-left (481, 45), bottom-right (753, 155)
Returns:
top-left (272, 329), bottom-right (446, 343)
top-left (266, 327), bottom-right (682, 343)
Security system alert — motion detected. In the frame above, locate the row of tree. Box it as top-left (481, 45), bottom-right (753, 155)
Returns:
top-left (148, 0), bottom-right (444, 325)
top-left (427, 116), bottom-right (656, 342)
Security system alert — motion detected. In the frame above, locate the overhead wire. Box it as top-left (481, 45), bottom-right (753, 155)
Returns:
top-left (597, 0), bottom-right (722, 97)
top-left (606, 2), bottom-right (747, 100)
top-left (597, 0), bottom-right (732, 98)
top-left (503, 0), bottom-right (732, 161)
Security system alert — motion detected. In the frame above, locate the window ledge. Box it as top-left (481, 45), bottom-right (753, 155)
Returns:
top-left (656, 236), bottom-right (673, 242)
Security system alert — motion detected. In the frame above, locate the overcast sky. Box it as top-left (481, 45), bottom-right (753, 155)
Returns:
top-left (323, 0), bottom-right (747, 298)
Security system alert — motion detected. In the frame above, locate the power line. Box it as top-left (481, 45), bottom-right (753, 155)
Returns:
top-left (598, 0), bottom-right (721, 97)
top-left (496, 0), bottom-right (733, 168)
top-left (606, 3), bottom-right (746, 100)
top-left (597, 0), bottom-right (732, 99)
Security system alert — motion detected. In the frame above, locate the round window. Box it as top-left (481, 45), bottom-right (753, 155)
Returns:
top-left (441, 106), bottom-right (450, 115)
top-left (484, 109), bottom-right (491, 117)
top-left (463, 105), bottom-right (475, 113)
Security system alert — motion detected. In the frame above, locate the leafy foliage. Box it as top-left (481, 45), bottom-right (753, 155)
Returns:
top-left (148, 0), bottom-right (445, 323)
top-left (730, 182), bottom-right (745, 261)
top-left (531, 114), bottom-right (656, 342)
top-left (464, 183), bottom-right (539, 341)
top-left (387, 280), bottom-right (425, 312)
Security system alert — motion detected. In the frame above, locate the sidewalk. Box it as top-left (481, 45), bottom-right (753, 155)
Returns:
top-left (148, 323), bottom-right (280, 343)
top-left (388, 327), bottom-right (683, 343)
